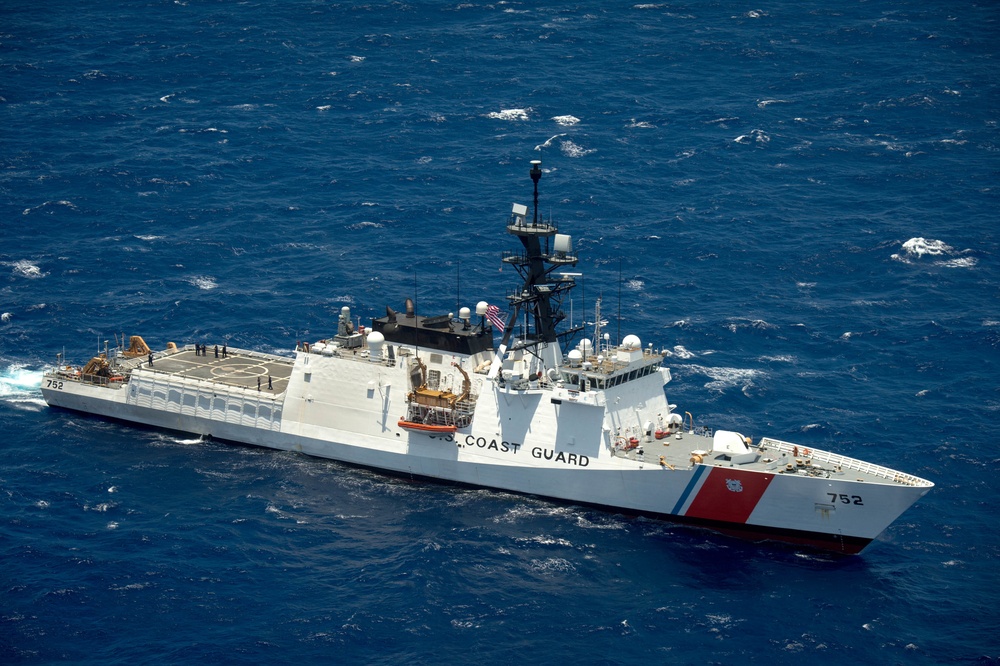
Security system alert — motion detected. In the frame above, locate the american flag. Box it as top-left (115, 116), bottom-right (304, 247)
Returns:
top-left (485, 304), bottom-right (505, 331)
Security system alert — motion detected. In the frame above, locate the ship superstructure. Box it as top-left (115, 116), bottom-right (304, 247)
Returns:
top-left (40, 161), bottom-right (933, 554)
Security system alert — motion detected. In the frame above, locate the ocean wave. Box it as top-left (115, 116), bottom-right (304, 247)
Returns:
top-left (8, 259), bottom-right (48, 279)
top-left (891, 237), bottom-right (976, 268)
top-left (899, 237), bottom-right (951, 256)
top-left (685, 364), bottom-right (762, 393)
top-left (186, 275), bottom-right (218, 290)
top-left (733, 129), bottom-right (770, 145)
top-left (758, 354), bottom-right (795, 363)
top-left (487, 108), bottom-right (531, 121)
top-left (552, 115), bottom-right (579, 126)
top-left (726, 318), bottom-right (777, 333)
top-left (624, 278), bottom-right (644, 291)
top-left (937, 257), bottom-right (977, 268)
top-left (560, 139), bottom-right (595, 158)
top-left (668, 345), bottom-right (695, 359)
top-left (0, 364), bottom-right (44, 401)
top-left (21, 200), bottom-right (78, 216)
top-left (528, 557), bottom-right (576, 574)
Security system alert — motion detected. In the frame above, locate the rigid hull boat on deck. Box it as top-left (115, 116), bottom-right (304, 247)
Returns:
top-left (41, 161), bottom-right (933, 554)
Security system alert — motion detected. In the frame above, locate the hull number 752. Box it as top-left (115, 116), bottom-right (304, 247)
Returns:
top-left (829, 493), bottom-right (864, 505)
top-left (45, 379), bottom-right (64, 390)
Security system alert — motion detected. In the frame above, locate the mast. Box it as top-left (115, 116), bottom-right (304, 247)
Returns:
top-left (488, 160), bottom-right (584, 378)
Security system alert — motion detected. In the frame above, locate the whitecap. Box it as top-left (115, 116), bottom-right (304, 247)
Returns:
top-left (936, 257), bottom-right (977, 269)
top-left (348, 55), bottom-right (365, 62)
top-left (671, 345), bottom-right (695, 359)
top-left (687, 364), bottom-right (761, 393)
top-left (316, 105), bottom-right (331, 111)
top-left (186, 276), bottom-right (218, 290)
top-left (21, 200), bottom-right (77, 216)
top-left (487, 108), bottom-right (531, 121)
top-left (135, 234), bottom-right (163, 241)
top-left (625, 278), bottom-right (644, 290)
top-left (346, 221), bottom-right (384, 230)
top-left (528, 557), bottom-right (576, 574)
top-left (726, 318), bottom-right (776, 333)
top-left (733, 129), bottom-right (769, 145)
top-left (890, 237), bottom-right (974, 267)
top-left (560, 140), bottom-right (595, 158)
top-left (1, 312), bottom-right (11, 323)
top-left (902, 237), bottom-right (951, 256)
top-left (628, 119), bottom-right (655, 128)
top-left (552, 115), bottom-right (579, 126)
top-left (759, 354), bottom-right (794, 363)
top-left (756, 98), bottom-right (787, 108)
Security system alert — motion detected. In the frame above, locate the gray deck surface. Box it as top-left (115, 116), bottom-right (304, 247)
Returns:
top-left (145, 348), bottom-right (294, 393)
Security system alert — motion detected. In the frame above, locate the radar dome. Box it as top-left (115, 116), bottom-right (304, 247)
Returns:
top-left (366, 330), bottom-right (385, 359)
top-left (622, 334), bottom-right (641, 350)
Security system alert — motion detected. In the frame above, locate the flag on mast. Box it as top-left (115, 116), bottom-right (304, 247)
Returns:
top-left (485, 304), bottom-right (505, 331)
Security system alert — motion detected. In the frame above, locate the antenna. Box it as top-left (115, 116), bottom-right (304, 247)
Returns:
top-left (530, 160), bottom-right (541, 226)
top-left (617, 258), bottom-right (622, 345)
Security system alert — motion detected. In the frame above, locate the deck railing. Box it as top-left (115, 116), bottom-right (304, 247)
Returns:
top-left (759, 437), bottom-right (932, 487)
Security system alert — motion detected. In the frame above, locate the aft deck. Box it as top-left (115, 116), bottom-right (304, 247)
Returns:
top-left (143, 346), bottom-right (295, 393)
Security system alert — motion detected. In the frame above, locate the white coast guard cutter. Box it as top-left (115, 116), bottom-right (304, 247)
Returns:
top-left (41, 160), bottom-right (933, 553)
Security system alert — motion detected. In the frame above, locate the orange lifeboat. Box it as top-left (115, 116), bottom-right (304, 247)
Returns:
top-left (397, 419), bottom-right (457, 434)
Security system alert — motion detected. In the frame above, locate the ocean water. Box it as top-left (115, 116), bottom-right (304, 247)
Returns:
top-left (1, 0), bottom-right (998, 663)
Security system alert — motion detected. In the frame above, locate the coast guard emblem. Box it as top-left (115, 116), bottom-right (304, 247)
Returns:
top-left (725, 478), bottom-right (743, 493)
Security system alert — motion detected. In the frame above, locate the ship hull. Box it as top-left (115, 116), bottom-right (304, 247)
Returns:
top-left (41, 360), bottom-right (929, 555)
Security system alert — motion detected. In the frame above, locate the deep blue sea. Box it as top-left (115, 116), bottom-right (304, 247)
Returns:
top-left (2, 1), bottom-right (998, 663)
